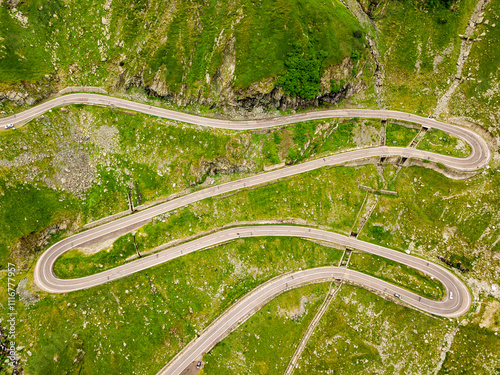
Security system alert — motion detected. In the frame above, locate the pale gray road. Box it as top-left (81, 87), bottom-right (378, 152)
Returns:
top-left (0, 93), bottom-right (491, 171)
top-left (34, 225), bottom-right (470, 317)
top-left (157, 266), bottom-right (464, 375)
top-left (21, 93), bottom-right (486, 374)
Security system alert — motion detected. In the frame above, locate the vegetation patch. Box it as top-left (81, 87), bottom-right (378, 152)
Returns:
top-left (295, 285), bottom-right (452, 374)
top-left (277, 42), bottom-right (327, 99)
top-left (202, 283), bottom-right (330, 374)
top-left (1, 237), bottom-right (341, 374)
top-left (349, 252), bottom-right (446, 300)
top-left (417, 128), bottom-right (472, 158)
top-left (53, 233), bottom-right (138, 278)
top-left (0, 0), bottom-right (365, 99)
top-left (0, 180), bottom-right (78, 268)
top-left (385, 123), bottom-right (419, 147)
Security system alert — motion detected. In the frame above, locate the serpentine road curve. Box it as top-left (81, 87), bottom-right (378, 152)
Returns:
top-left (0, 93), bottom-right (491, 171)
top-left (5, 93), bottom-right (486, 374)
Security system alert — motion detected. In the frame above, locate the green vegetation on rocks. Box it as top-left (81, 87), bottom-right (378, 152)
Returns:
top-left (277, 42), bottom-right (327, 99)
top-left (53, 165), bottom-right (374, 278)
top-left (359, 166), bottom-right (500, 284)
top-left (295, 285), bottom-right (454, 374)
top-left (448, 1), bottom-right (500, 135)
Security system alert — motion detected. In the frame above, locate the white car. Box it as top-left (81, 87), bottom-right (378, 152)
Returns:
top-left (5, 124), bottom-right (14, 129)
top-left (449, 291), bottom-right (454, 300)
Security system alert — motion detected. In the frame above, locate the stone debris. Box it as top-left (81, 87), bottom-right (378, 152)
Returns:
top-left (16, 278), bottom-right (40, 307)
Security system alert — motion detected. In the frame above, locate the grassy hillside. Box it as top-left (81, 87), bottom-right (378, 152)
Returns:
top-left (448, 0), bottom-right (500, 136)
top-left (0, 0), bottom-right (366, 104)
top-left (1, 0), bottom-right (500, 374)
top-left (369, 0), bottom-right (477, 113)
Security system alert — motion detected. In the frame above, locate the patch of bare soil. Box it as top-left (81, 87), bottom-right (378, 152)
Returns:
top-left (479, 300), bottom-right (500, 330)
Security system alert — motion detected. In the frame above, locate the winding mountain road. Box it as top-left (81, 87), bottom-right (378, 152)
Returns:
top-left (0, 93), bottom-right (490, 172)
top-left (4, 93), bottom-right (488, 374)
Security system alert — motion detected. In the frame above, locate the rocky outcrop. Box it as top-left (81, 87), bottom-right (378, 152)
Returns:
top-left (11, 221), bottom-right (74, 270)
top-left (140, 72), bottom-right (359, 115)
top-left (0, 90), bottom-right (36, 107)
top-left (117, 44), bottom-right (362, 116)
top-left (191, 157), bottom-right (249, 185)
top-left (0, 79), bottom-right (57, 108)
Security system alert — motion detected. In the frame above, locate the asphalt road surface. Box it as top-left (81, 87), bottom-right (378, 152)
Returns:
top-left (0, 93), bottom-right (490, 171)
top-left (9, 93), bottom-right (486, 374)
top-left (157, 265), bottom-right (465, 375)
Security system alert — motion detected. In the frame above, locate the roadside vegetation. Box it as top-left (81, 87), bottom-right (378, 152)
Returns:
top-left (202, 283), bottom-right (330, 375)
top-left (0, 237), bottom-right (341, 374)
top-left (385, 123), bottom-right (419, 147)
top-left (295, 285), bottom-right (453, 374)
top-left (349, 252), bottom-right (446, 300)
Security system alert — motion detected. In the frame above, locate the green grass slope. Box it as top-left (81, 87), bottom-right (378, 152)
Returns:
top-left (0, 0), bottom-right (365, 101)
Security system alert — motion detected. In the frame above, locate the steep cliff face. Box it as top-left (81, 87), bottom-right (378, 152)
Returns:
top-left (0, 0), bottom-right (369, 114)
top-left (129, 54), bottom-right (363, 114)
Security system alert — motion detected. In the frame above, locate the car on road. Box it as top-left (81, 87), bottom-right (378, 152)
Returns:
top-left (394, 293), bottom-right (401, 299)
top-left (449, 291), bottom-right (453, 300)
top-left (5, 124), bottom-right (14, 129)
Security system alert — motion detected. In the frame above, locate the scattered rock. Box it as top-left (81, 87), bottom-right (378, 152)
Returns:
top-left (16, 278), bottom-right (40, 307)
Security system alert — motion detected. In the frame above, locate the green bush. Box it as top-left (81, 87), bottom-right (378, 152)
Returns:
top-left (276, 42), bottom-right (327, 99)
top-left (330, 79), bottom-right (345, 93)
